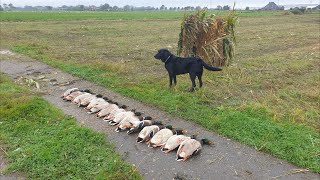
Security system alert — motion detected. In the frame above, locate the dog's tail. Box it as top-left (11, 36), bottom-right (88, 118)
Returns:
top-left (202, 60), bottom-right (222, 71)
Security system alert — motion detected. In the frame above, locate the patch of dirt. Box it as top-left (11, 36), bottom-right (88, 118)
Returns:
top-left (0, 51), bottom-right (319, 180)
top-left (0, 148), bottom-right (25, 180)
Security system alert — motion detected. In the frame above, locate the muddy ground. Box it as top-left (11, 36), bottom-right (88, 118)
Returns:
top-left (0, 51), bottom-right (319, 180)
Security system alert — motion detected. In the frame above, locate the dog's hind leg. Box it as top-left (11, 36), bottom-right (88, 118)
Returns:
top-left (189, 73), bottom-right (197, 92)
top-left (197, 72), bottom-right (203, 88)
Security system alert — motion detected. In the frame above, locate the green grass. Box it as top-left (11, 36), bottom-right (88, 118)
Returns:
top-left (0, 11), bottom-right (284, 22)
top-left (0, 74), bottom-right (141, 179)
top-left (0, 12), bottom-right (319, 172)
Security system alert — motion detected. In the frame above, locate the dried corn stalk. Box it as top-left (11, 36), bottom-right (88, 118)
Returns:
top-left (178, 10), bottom-right (237, 66)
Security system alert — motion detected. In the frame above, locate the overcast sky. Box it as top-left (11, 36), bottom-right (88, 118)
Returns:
top-left (1, 0), bottom-right (317, 8)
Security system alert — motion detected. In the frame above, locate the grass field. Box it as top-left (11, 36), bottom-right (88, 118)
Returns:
top-left (0, 74), bottom-right (141, 179)
top-left (0, 11), bottom-right (284, 21)
top-left (0, 11), bottom-right (319, 172)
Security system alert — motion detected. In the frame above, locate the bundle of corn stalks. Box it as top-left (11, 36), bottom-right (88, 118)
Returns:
top-left (178, 10), bottom-right (238, 66)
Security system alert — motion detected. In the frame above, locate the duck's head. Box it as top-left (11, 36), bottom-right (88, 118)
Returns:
top-left (152, 121), bottom-right (163, 125)
top-left (148, 142), bottom-right (156, 148)
top-left (176, 152), bottom-right (186, 161)
top-left (161, 147), bottom-right (169, 152)
top-left (115, 126), bottom-right (122, 132)
top-left (96, 94), bottom-right (103, 98)
top-left (134, 111), bottom-right (142, 116)
top-left (201, 138), bottom-right (214, 145)
top-left (175, 129), bottom-right (187, 135)
top-left (136, 137), bottom-right (144, 143)
top-left (80, 89), bottom-right (91, 93)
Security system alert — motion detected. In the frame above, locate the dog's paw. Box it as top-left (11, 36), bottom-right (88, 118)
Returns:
top-left (189, 87), bottom-right (195, 92)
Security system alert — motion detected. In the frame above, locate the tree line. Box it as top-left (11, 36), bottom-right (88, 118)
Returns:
top-left (0, 3), bottom-right (232, 11)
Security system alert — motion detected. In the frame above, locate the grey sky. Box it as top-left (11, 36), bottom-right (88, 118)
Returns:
top-left (1, 0), bottom-right (318, 8)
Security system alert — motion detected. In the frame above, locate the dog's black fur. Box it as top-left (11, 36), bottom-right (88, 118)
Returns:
top-left (154, 49), bottom-right (222, 91)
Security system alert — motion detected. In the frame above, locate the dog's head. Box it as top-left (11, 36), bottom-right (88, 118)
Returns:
top-left (154, 49), bottom-right (172, 62)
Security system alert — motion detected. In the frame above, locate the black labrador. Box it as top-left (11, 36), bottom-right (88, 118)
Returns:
top-left (154, 49), bottom-right (222, 92)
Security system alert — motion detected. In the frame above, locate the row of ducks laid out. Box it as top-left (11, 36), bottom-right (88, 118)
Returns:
top-left (61, 88), bottom-right (213, 161)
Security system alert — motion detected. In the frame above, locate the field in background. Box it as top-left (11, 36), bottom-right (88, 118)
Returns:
top-left (0, 11), bottom-right (319, 172)
top-left (0, 10), bottom-right (285, 21)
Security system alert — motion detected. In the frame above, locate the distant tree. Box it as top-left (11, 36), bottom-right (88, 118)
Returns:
top-left (185, 6), bottom-right (191, 11)
top-left (173, 7), bottom-right (177, 11)
top-left (100, 3), bottom-right (110, 11)
top-left (0, 5), bottom-right (3, 11)
top-left (177, 7), bottom-right (180, 11)
top-left (195, 6), bottom-right (201, 11)
top-left (190, 6), bottom-right (195, 11)
top-left (223, 5), bottom-right (230, 10)
top-left (46, 6), bottom-right (53, 11)
top-left (160, 5), bottom-right (166, 10)
top-left (61, 5), bottom-right (68, 10)
top-left (78, 5), bottom-right (85, 11)
top-left (112, 6), bottom-right (119, 11)
top-left (216, 5), bottom-right (222, 10)
top-left (88, 5), bottom-right (96, 11)
top-left (291, 7), bottom-right (306, 14)
top-left (123, 5), bottom-right (132, 11)
top-left (245, 7), bottom-right (250, 10)
top-left (8, 3), bottom-right (15, 10)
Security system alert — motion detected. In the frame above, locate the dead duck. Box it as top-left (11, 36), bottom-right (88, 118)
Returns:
top-left (106, 110), bottom-right (142, 126)
top-left (148, 126), bottom-right (187, 148)
top-left (176, 138), bottom-right (213, 162)
top-left (96, 103), bottom-right (126, 118)
top-left (63, 91), bottom-right (84, 101)
top-left (78, 94), bottom-right (103, 107)
top-left (85, 97), bottom-right (106, 111)
top-left (61, 88), bottom-right (79, 98)
top-left (161, 135), bottom-right (195, 154)
top-left (127, 120), bottom-right (162, 134)
top-left (115, 116), bottom-right (152, 132)
top-left (136, 125), bottom-right (161, 143)
top-left (72, 92), bottom-right (92, 106)
top-left (88, 101), bottom-right (110, 114)
top-left (102, 105), bottom-right (128, 121)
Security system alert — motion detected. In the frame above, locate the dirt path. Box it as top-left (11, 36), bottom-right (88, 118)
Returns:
top-left (0, 51), bottom-right (319, 180)
top-left (0, 152), bottom-right (24, 180)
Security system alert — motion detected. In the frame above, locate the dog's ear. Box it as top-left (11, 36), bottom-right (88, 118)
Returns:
top-left (161, 49), bottom-right (170, 54)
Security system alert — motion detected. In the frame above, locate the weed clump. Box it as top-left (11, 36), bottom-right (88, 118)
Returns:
top-left (178, 10), bottom-right (238, 66)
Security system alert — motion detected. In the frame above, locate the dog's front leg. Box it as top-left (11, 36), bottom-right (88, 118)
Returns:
top-left (173, 75), bottom-right (177, 86)
top-left (169, 74), bottom-right (173, 88)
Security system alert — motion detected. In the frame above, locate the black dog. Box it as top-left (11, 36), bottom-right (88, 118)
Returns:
top-left (154, 49), bottom-right (222, 92)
